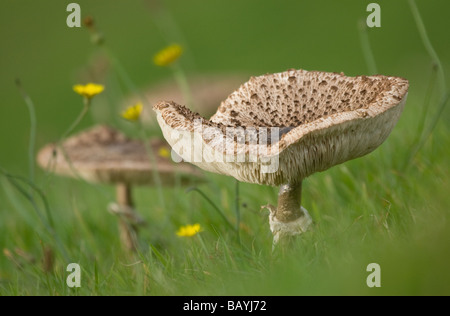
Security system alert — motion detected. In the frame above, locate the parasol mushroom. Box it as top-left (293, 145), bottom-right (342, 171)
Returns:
top-left (37, 125), bottom-right (203, 250)
top-left (152, 69), bottom-right (409, 245)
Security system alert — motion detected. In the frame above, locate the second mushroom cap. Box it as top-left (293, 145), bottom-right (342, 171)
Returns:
top-left (37, 125), bottom-right (203, 186)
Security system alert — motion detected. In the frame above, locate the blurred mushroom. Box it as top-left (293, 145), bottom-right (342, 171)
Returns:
top-left (37, 125), bottom-right (203, 250)
top-left (124, 74), bottom-right (247, 124)
top-left (153, 69), bottom-right (409, 245)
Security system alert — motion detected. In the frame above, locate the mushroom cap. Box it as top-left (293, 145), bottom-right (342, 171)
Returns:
top-left (37, 125), bottom-right (203, 186)
top-left (153, 69), bottom-right (409, 187)
top-left (124, 74), bottom-right (246, 122)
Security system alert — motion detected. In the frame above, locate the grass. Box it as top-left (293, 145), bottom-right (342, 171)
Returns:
top-left (1, 93), bottom-right (449, 295)
top-left (1, 0), bottom-right (450, 296)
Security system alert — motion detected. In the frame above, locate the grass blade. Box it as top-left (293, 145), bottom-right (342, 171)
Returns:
top-left (0, 167), bottom-right (69, 261)
top-left (405, 0), bottom-right (449, 167)
top-left (408, 0), bottom-right (447, 94)
top-left (235, 180), bottom-right (241, 244)
top-left (186, 187), bottom-right (237, 233)
top-left (357, 19), bottom-right (378, 75)
top-left (406, 93), bottom-right (450, 167)
top-left (15, 79), bottom-right (37, 185)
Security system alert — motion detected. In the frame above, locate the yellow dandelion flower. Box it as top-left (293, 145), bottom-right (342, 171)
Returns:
top-left (158, 146), bottom-right (171, 158)
top-left (176, 223), bottom-right (202, 237)
top-left (73, 83), bottom-right (104, 99)
top-left (121, 103), bottom-right (143, 121)
top-left (153, 44), bottom-right (183, 67)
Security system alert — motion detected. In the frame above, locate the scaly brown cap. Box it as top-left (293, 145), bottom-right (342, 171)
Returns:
top-left (153, 69), bottom-right (409, 186)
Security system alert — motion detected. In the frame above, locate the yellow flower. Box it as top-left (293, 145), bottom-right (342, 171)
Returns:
top-left (121, 103), bottom-right (143, 121)
top-left (73, 83), bottom-right (104, 99)
top-left (176, 223), bottom-right (202, 237)
top-left (158, 146), bottom-right (171, 158)
top-left (153, 44), bottom-right (183, 67)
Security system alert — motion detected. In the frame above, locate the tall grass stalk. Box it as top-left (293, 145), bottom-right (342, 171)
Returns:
top-left (4, 82), bottom-right (69, 261)
top-left (235, 180), bottom-right (241, 244)
top-left (357, 19), bottom-right (378, 75)
top-left (138, 121), bottom-right (166, 210)
top-left (86, 24), bottom-right (167, 206)
top-left (186, 187), bottom-right (237, 233)
top-left (85, 20), bottom-right (149, 117)
top-left (403, 66), bottom-right (437, 169)
top-left (407, 93), bottom-right (450, 165)
top-left (171, 63), bottom-right (195, 110)
top-left (102, 47), bottom-right (139, 94)
top-left (58, 98), bottom-right (90, 143)
top-left (47, 97), bottom-right (91, 184)
top-left (408, 0), bottom-right (447, 94)
top-left (406, 0), bottom-right (449, 167)
top-left (0, 168), bottom-right (69, 262)
top-left (43, 97), bottom-right (113, 200)
top-left (416, 66), bottom-right (438, 135)
top-left (147, 0), bottom-right (197, 70)
top-left (15, 79), bottom-right (36, 185)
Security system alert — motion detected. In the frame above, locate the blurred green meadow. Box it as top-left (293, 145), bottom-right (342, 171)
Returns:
top-left (1, 0), bottom-right (450, 296)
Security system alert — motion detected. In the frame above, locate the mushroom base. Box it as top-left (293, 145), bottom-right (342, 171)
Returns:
top-left (263, 183), bottom-right (312, 245)
top-left (110, 183), bottom-right (145, 251)
top-left (269, 206), bottom-right (312, 244)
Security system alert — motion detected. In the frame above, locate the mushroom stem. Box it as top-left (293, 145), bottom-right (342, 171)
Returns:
top-left (276, 183), bottom-right (304, 222)
top-left (115, 183), bottom-right (139, 251)
top-left (117, 183), bottom-right (134, 207)
top-left (264, 182), bottom-right (313, 245)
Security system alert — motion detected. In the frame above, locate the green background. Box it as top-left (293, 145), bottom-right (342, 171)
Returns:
top-left (1, 0), bottom-right (448, 170)
top-left (0, 0), bottom-right (449, 295)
